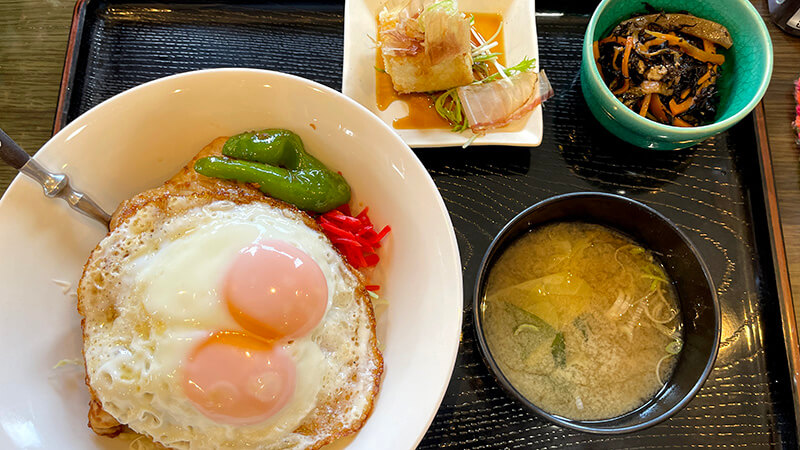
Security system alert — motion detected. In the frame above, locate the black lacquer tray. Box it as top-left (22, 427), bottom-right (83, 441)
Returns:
top-left (56, 0), bottom-right (800, 447)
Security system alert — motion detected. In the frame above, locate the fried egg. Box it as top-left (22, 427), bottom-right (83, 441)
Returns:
top-left (78, 192), bottom-right (382, 450)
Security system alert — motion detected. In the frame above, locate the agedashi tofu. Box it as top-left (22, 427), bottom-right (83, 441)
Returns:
top-left (378, 0), bottom-right (474, 94)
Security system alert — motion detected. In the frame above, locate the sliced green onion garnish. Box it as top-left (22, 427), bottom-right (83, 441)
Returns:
top-left (481, 57), bottom-right (537, 83)
top-left (514, 323), bottom-right (540, 335)
top-left (434, 88), bottom-right (469, 132)
top-left (473, 52), bottom-right (501, 62)
top-left (666, 339), bottom-right (682, 354)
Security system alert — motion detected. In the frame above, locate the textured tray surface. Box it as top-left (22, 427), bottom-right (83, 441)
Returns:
top-left (60, 0), bottom-right (797, 447)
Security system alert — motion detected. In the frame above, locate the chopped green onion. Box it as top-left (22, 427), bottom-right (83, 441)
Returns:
top-left (367, 290), bottom-right (389, 307)
top-left (470, 21), bottom-right (504, 55)
top-left (434, 88), bottom-right (469, 132)
top-left (424, 0), bottom-right (457, 13)
top-left (666, 339), bottom-right (682, 354)
top-left (514, 323), bottom-right (540, 335)
top-left (641, 273), bottom-right (668, 283)
top-left (472, 61), bottom-right (490, 79)
top-left (53, 358), bottom-right (82, 369)
top-left (655, 354), bottom-right (670, 385)
top-left (473, 52), bottom-right (501, 62)
top-left (462, 134), bottom-right (478, 148)
top-left (481, 57), bottom-right (537, 83)
top-left (374, 66), bottom-right (386, 73)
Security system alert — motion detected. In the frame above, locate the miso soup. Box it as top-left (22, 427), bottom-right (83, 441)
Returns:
top-left (482, 222), bottom-right (683, 420)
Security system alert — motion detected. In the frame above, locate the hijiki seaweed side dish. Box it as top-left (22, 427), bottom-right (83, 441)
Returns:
top-left (594, 12), bottom-right (733, 127)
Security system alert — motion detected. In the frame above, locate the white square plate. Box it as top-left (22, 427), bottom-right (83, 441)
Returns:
top-left (342, 0), bottom-right (541, 148)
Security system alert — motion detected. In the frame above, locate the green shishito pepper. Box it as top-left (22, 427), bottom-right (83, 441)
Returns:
top-left (194, 129), bottom-right (350, 213)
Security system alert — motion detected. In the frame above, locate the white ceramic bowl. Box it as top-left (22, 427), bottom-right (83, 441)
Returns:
top-left (0, 69), bottom-right (462, 449)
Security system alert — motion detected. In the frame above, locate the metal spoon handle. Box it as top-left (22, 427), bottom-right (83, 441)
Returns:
top-left (0, 127), bottom-right (30, 170)
top-left (0, 127), bottom-right (111, 228)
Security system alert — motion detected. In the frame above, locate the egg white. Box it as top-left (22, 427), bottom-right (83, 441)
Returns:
top-left (83, 200), bottom-right (360, 449)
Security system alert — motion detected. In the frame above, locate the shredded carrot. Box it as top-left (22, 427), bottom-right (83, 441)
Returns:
top-left (645, 30), bottom-right (725, 65)
top-left (621, 36), bottom-right (633, 79)
top-left (680, 89), bottom-right (691, 100)
top-left (649, 94), bottom-right (668, 122)
top-left (593, 41), bottom-right (604, 80)
top-left (611, 36), bottom-right (634, 95)
top-left (669, 97), bottom-right (694, 116)
top-left (599, 36), bottom-right (627, 45)
top-left (672, 117), bottom-right (692, 127)
top-left (612, 47), bottom-right (622, 70)
top-left (639, 94), bottom-right (652, 116)
top-left (697, 68), bottom-right (712, 85)
top-left (702, 39), bottom-right (715, 53)
top-left (612, 79), bottom-right (629, 95)
top-left (637, 38), bottom-right (666, 53)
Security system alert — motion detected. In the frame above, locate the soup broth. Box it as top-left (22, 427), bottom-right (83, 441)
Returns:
top-left (483, 222), bottom-right (683, 420)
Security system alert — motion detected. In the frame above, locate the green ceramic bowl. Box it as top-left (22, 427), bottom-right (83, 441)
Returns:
top-left (581, 0), bottom-right (773, 149)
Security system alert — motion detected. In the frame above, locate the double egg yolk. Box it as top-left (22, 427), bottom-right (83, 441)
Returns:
top-left (181, 240), bottom-right (328, 425)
